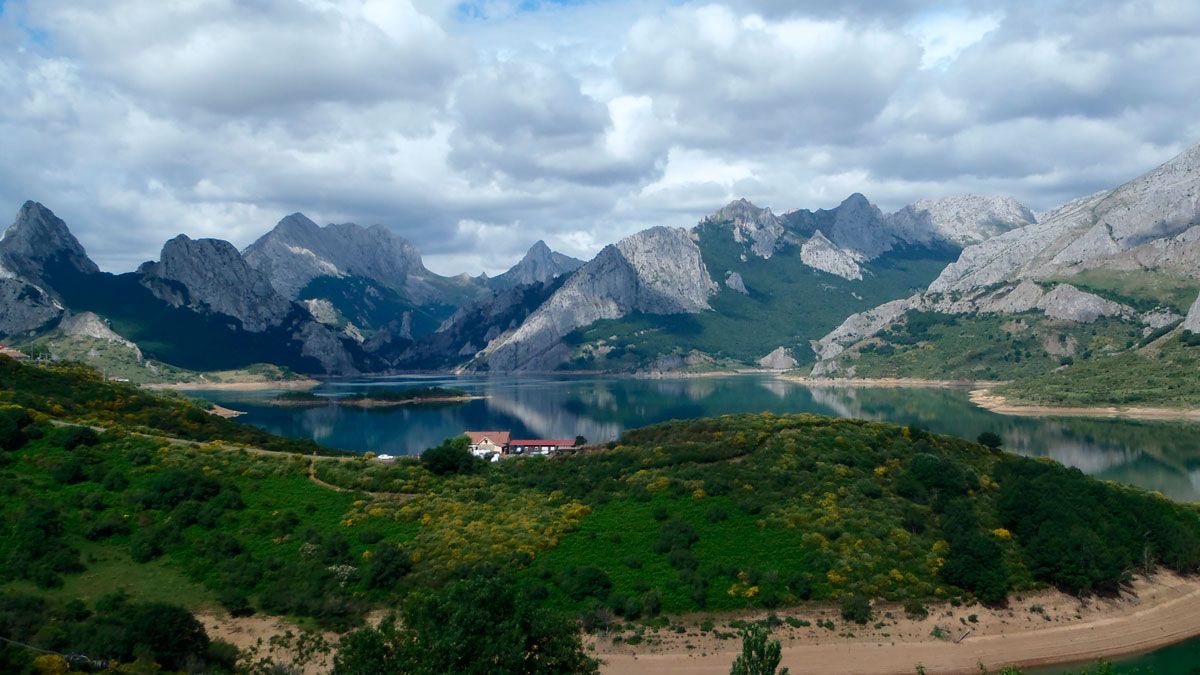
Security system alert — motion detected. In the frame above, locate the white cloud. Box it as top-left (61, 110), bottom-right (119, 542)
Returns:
top-left (0, 0), bottom-right (1198, 279)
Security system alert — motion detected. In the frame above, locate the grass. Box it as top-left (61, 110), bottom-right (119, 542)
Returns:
top-left (999, 335), bottom-right (1200, 407)
top-left (1045, 269), bottom-right (1199, 314)
top-left (843, 312), bottom-right (1144, 382)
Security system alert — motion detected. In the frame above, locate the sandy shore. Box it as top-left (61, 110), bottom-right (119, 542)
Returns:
top-left (970, 389), bottom-right (1200, 422)
top-left (782, 375), bottom-right (990, 388)
top-left (207, 404), bottom-right (245, 418)
top-left (144, 378), bottom-right (320, 392)
top-left (597, 571), bottom-right (1200, 674)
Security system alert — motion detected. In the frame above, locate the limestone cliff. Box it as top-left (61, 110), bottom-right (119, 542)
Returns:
top-left (470, 227), bottom-right (716, 372)
top-left (488, 240), bottom-right (584, 289)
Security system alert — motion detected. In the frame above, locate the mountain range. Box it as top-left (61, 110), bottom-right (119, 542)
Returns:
top-left (2, 141), bottom-right (1197, 389)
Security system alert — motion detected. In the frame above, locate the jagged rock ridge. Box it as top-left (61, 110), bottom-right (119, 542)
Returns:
top-left (470, 227), bottom-right (716, 372)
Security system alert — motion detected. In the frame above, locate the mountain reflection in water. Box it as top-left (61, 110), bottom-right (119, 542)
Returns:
top-left (189, 374), bottom-right (1200, 501)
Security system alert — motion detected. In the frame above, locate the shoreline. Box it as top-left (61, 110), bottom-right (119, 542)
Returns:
top-left (596, 571), bottom-right (1200, 674)
top-left (780, 375), bottom-right (992, 388)
top-left (144, 378), bottom-right (320, 392)
top-left (970, 388), bottom-right (1200, 422)
top-left (266, 395), bottom-right (485, 408)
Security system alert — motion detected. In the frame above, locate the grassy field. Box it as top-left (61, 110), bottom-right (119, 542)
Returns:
top-left (1045, 269), bottom-right (1199, 314)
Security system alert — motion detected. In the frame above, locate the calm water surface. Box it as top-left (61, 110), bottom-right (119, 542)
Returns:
top-left (191, 373), bottom-right (1200, 501)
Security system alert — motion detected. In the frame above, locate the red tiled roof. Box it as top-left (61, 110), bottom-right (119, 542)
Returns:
top-left (466, 431), bottom-right (510, 445)
top-left (511, 439), bottom-right (576, 446)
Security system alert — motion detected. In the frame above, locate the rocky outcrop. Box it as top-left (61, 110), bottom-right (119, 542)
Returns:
top-left (642, 350), bottom-right (714, 374)
top-left (889, 195), bottom-right (1036, 247)
top-left (140, 235), bottom-right (293, 332)
top-left (1185, 292), bottom-right (1200, 333)
top-left (800, 230), bottom-right (862, 280)
top-left (471, 227), bottom-right (715, 372)
top-left (811, 295), bottom-right (924, 362)
top-left (0, 278), bottom-right (63, 338)
top-left (59, 311), bottom-right (143, 360)
top-left (724, 271), bottom-right (748, 294)
top-left (932, 143), bottom-right (1200, 293)
top-left (1034, 284), bottom-right (1133, 323)
top-left (489, 241), bottom-right (584, 289)
top-left (243, 213), bottom-right (452, 302)
top-left (704, 199), bottom-right (784, 259)
top-left (0, 201), bottom-right (99, 292)
top-left (757, 346), bottom-right (797, 370)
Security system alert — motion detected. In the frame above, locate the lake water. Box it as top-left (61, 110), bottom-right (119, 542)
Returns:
top-left (191, 373), bottom-right (1200, 501)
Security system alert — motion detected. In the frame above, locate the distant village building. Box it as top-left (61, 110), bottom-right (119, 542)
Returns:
top-left (374, 454), bottom-right (397, 465)
top-left (510, 439), bottom-right (577, 456)
top-left (466, 431), bottom-right (511, 457)
top-left (0, 345), bottom-right (29, 360)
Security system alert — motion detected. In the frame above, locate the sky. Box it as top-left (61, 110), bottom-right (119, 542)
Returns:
top-left (1, 0), bottom-right (1199, 276)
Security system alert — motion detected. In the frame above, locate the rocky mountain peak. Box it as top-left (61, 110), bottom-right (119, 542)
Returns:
top-left (890, 195), bottom-right (1035, 246)
top-left (930, 141), bottom-right (1200, 293)
top-left (141, 234), bottom-right (292, 332)
top-left (243, 214), bottom-right (429, 300)
top-left (0, 201), bottom-right (99, 288)
top-left (471, 226), bottom-right (715, 372)
top-left (490, 240), bottom-right (584, 289)
top-left (705, 198), bottom-right (784, 259)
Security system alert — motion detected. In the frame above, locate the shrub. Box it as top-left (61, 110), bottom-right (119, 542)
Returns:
top-left (559, 566), bottom-right (613, 602)
top-left (420, 436), bottom-right (479, 476)
top-left (61, 426), bottom-right (100, 451)
top-left (976, 432), bottom-right (1003, 450)
top-left (0, 407), bottom-right (33, 451)
top-left (840, 594), bottom-right (872, 624)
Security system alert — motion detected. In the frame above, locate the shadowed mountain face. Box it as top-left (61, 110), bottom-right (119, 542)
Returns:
top-left (0, 201), bottom-right (98, 292)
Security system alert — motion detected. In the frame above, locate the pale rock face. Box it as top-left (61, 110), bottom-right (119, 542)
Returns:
top-left (800, 230), bottom-right (863, 280)
top-left (643, 350), bottom-right (714, 374)
top-left (0, 278), bottom-right (63, 338)
top-left (59, 312), bottom-right (143, 361)
top-left (889, 195), bottom-right (1036, 247)
top-left (0, 201), bottom-right (99, 291)
top-left (705, 198), bottom-right (785, 259)
top-left (931, 143), bottom-right (1200, 293)
top-left (1141, 308), bottom-right (1183, 330)
top-left (725, 271), bottom-right (748, 294)
top-left (490, 240), bottom-right (584, 289)
top-left (472, 226), bottom-right (715, 372)
top-left (302, 298), bottom-right (341, 325)
top-left (294, 321), bottom-right (359, 374)
top-left (140, 235), bottom-right (293, 333)
top-left (757, 346), bottom-right (797, 370)
top-left (243, 213), bottom-right (430, 300)
top-left (811, 294), bottom-right (925, 363)
top-left (1035, 284), bottom-right (1134, 323)
top-left (1184, 292), bottom-right (1200, 333)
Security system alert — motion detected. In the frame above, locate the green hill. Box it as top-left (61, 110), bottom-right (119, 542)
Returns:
top-left (4, 357), bottom-right (1199, 638)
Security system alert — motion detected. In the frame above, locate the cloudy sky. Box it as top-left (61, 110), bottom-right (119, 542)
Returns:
top-left (2, 0), bottom-right (1199, 276)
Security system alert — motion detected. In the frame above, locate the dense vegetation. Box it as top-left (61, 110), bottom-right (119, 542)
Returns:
top-left (561, 226), bottom-right (955, 371)
top-left (999, 338), bottom-right (1200, 407)
top-left (3, 357), bottom-right (1200, 671)
top-left (844, 311), bottom-right (1147, 382)
top-left (0, 358), bottom-right (341, 455)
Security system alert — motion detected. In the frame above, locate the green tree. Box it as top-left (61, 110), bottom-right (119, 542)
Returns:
top-left (335, 575), bottom-right (599, 675)
top-left (420, 435), bottom-right (479, 476)
top-left (977, 432), bottom-right (1003, 450)
top-left (730, 624), bottom-right (789, 675)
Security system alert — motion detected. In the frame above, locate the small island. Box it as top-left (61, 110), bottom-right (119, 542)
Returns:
top-left (268, 386), bottom-right (481, 408)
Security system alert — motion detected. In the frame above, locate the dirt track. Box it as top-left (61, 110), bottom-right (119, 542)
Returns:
top-left (598, 572), bottom-right (1200, 674)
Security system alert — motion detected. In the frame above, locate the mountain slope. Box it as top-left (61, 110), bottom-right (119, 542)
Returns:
top-left (468, 227), bottom-right (715, 372)
top-left (530, 192), bottom-right (1030, 373)
top-left (811, 143), bottom-right (1200, 399)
